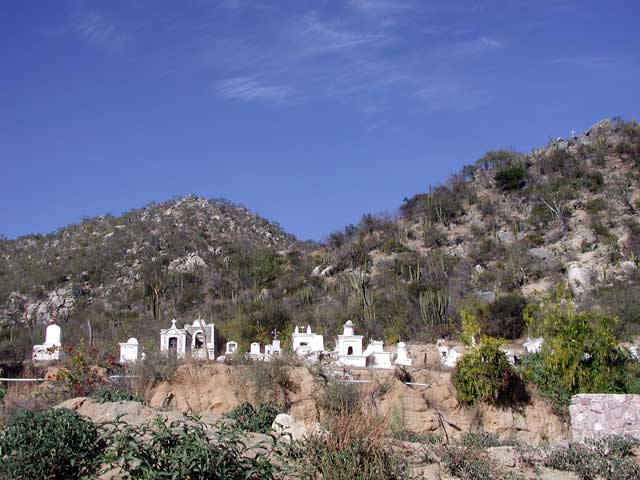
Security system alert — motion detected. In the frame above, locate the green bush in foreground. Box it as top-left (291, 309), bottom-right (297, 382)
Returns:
top-left (523, 287), bottom-right (640, 410)
top-left (90, 386), bottom-right (142, 403)
top-left (545, 437), bottom-right (640, 480)
top-left (102, 415), bottom-right (279, 479)
top-left (225, 402), bottom-right (282, 434)
top-left (452, 338), bottom-right (525, 406)
top-left (0, 408), bottom-right (106, 479)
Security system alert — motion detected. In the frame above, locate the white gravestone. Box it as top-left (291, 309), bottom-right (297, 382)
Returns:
top-left (395, 342), bottom-right (412, 367)
top-left (33, 324), bottom-right (64, 362)
top-left (119, 337), bottom-right (141, 363)
top-left (225, 341), bottom-right (238, 355)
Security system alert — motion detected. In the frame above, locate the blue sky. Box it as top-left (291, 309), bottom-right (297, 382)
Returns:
top-left (1, 0), bottom-right (638, 241)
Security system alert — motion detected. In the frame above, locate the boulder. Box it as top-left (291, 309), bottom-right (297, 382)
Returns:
top-left (529, 247), bottom-right (555, 263)
top-left (475, 291), bottom-right (496, 303)
top-left (271, 413), bottom-right (316, 442)
top-left (487, 446), bottom-right (519, 468)
top-left (567, 264), bottom-right (592, 296)
top-left (621, 260), bottom-right (638, 275)
top-left (320, 265), bottom-right (335, 277)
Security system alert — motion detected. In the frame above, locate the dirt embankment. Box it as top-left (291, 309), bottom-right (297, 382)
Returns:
top-left (142, 362), bottom-right (568, 445)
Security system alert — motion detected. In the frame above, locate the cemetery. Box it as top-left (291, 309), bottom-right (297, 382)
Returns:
top-left (7, 315), bottom-right (638, 479)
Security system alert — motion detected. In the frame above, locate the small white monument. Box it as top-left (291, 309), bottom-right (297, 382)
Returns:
top-left (363, 340), bottom-right (393, 369)
top-left (264, 332), bottom-right (282, 360)
top-left (292, 325), bottom-right (324, 356)
top-left (247, 342), bottom-right (264, 361)
top-left (394, 342), bottom-right (412, 367)
top-left (437, 340), bottom-right (461, 368)
top-left (33, 324), bottom-right (64, 362)
top-left (523, 337), bottom-right (544, 354)
top-left (225, 341), bottom-right (239, 355)
top-left (336, 321), bottom-right (366, 367)
top-left (501, 348), bottom-right (517, 366)
top-left (119, 337), bottom-right (142, 364)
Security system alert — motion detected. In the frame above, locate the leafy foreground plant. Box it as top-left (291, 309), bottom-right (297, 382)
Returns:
top-left (523, 287), bottom-right (640, 411)
top-left (452, 337), bottom-right (527, 407)
top-left (440, 445), bottom-right (495, 480)
top-left (545, 436), bottom-right (640, 480)
top-left (90, 386), bottom-right (142, 403)
top-left (225, 402), bottom-right (282, 434)
top-left (101, 414), bottom-right (282, 479)
top-left (0, 408), bottom-right (106, 479)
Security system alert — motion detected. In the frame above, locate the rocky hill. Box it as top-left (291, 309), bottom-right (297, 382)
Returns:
top-left (0, 196), bottom-right (298, 355)
top-left (1, 118), bottom-right (639, 359)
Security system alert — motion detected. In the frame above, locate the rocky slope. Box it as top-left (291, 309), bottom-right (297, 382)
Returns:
top-left (0, 195), bottom-right (298, 355)
top-left (1, 118), bottom-right (639, 358)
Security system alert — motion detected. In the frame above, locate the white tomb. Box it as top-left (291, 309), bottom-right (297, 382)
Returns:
top-left (160, 318), bottom-right (216, 359)
top-left (363, 340), bottom-right (393, 369)
top-left (437, 340), bottom-right (461, 368)
top-left (501, 348), bottom-right (517, 366)
top-left (246, 342), bottom-right (264, 361)
top-left (225, 341), bottom-right (239, 355)
top-left (292, 325), bottom-right (324, 356)
top-left (33, 324), bottom-right (64, 362)
top-left (523, 337), bottom-right (544, 354)
top-left (119, 337), bottom-right (142, 363)
top-left (264, 338), bottom-right (282, 360)
top-left (394, 342), bottom-right (412, 367)
top-left (336, 321), bottom-right (367, 367)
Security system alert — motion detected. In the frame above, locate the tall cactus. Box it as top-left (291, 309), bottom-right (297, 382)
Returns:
top-left (419, 287), bottom-right (450, 326)
top-left (407, 258), bottom-right (421, 284)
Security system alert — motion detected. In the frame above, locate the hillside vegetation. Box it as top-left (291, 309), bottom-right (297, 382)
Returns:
top-left (1, 118), bottom-right (640, 360)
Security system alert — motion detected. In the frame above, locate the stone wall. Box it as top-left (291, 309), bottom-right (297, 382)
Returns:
top-left (570, 394), bottom-right (640, 442)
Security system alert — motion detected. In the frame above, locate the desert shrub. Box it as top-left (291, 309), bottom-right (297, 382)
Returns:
top-left (0, 388), bottom-right (4, 406)
top-left (423, 225), bottom-right (447, 248)
top-left (102, 415), bottom-right (280, 479)
top-left (0, 408), bottom-right (106, 479)
top-left (476, 197), bottom-right (496, 216)
top-left (476, 149), bottom-right (520, 170)
top-left (318, 382), bottom-right (363, 416)
top-left (585, 198), bottom-right (607, 214)
top-left (52, 341), bottom-right (106, 398)
top-left (519, 353), bottom-right (572, 414)
top-left (292, 409), bottom-right (407, 480)
top-left (484, 294), bottom-right (527, 340)
top-left (440, 445), bottom-right (494, 480)
top-left (524, 232), bottom-right (544, 247)
top-left (242, 357), bottom-right (299, 406)
top-left (524, 288), bottom-right (640, 407)
top-left (545, 437), bottom-right (640, 480)
top-left (452, 338), bottom-right (525, 406)
top-left (90, 386), bottom-right (142, 403)
top-left (130, 350), bottom-right (178, 397)
top-left (593, 282), bottom-right (640, 337)
top-left (579, 170), bottom-right (604, 193)
top-left (401, 186), bottom-right (463, 226)
top-left (539, 147), bottom-right (575, 176)
top-left (225, 402), bottom-right (282, 434)
top-left (380, 238), bottom-right (408, 254)
top-left (495, 167), bottom-right (526, 191)
top-left (461, 431), bottom-right (517, 449)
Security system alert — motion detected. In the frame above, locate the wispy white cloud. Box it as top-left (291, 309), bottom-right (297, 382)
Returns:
top-left (443, 36), bottom-right (503, 56)
top-left (73, 12), bottom-right (130, 54)
top-left (216, 77), bottom-right (295, 103)
top-left (293, 12), bottom-right (386, 56)
top-left (196, 4), bottom-right (504, 114)
top-left (349, 0), bottom-right (416, 14)
top-left (548, 56), bottom-right (618, 68)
